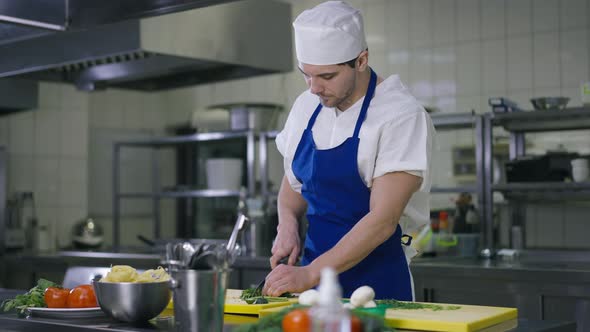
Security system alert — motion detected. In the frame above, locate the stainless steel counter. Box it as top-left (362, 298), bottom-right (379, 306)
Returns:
top-left (410, 256), bottom-right (590, 283)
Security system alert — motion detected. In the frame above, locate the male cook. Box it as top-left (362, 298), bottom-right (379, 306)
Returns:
top-left (263, 1), bottom-right (434, 300)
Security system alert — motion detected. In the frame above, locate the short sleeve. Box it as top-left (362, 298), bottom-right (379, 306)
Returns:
top-left (274, 97), bottom-right (305, 193)
top-left (373, 108), bottom-right (433, 191)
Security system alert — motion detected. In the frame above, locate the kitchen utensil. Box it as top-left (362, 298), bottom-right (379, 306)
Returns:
top-left (72, 217), bottom-right (103, 249)
top-left (189, 249), bottom-right (217, 269)
top-left (218, 213), bottom-right (249, 268)
top-left (92, 280), bottom-right (171, 323)
top-left (181, 242), bottom-right (197, 267)
top-left (530, 97), bottom-right (569, 111)
top-left (170, 269), bottom-right (229, 332)
top-left (136, 235), bottom-right (156, 247)
top-left (249, 256), bottom-right (288, 296)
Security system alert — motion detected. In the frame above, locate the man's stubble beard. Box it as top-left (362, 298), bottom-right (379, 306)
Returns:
top-left (319, 75), bottom-right (356, 110)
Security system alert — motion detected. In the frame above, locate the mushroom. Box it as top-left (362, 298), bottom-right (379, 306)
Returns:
top-left (350, 285), bottom-right (375, 308)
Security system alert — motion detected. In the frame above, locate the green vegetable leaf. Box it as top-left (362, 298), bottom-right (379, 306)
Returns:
top-left (0, 278), bottom-right (60, 315)
top-left (37, 278), bottom-right (58, 291)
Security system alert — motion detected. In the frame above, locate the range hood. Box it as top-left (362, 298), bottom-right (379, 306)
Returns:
top-left (0, 78), bottom-right (37, 114)
top-left (0, 0), bottom-right (293, 91)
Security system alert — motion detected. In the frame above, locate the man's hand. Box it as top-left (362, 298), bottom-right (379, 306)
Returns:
top-left (271, 175), bottom-right (307, 269)
top-left (262, 264), bottom-right (319, 297)
top-left (270, 222), bottom-right (300, 269)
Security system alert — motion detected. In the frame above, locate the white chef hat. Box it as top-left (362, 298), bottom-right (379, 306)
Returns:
top-left (293, 1), bottom-right (367, 66)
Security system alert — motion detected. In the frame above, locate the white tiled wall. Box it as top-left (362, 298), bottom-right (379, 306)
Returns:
top-left (3, 83), bottom-right (90, 248)
top-left (3, 0), bottom-right (590, 250)
top-left (2, 82), bottom-right (171, 249)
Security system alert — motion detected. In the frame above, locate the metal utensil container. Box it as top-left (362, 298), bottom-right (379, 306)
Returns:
top-left (170, 269), bottom-right (230, 332)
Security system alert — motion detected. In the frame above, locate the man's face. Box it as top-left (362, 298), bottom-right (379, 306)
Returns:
top-left (299, 62), bottom-right (357, 109)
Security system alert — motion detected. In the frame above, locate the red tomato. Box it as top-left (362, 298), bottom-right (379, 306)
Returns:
top-left (67, 285), bottom-right (97, 308)
top-left (351, 315), bottom-right (363, 332)
top-left (44, 287), bottom-right (70, 308)
top-left (282, 309), bottom-right (311, 332)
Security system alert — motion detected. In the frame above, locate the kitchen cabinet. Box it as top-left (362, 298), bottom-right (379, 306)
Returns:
top-left (412, 259), bottom-right (590, 331)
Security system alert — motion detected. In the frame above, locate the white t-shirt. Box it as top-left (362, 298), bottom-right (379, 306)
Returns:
top-left (275, 75), bottom-right (435, 232)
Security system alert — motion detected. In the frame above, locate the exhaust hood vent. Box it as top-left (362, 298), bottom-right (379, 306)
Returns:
top-left (0, 0), bottom-right (292, 91)
top-left (0, 79), bottom-right (37, 115)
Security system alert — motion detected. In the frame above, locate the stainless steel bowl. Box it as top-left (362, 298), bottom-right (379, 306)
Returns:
top-left (93, 280), bottom-right (171, 323)
top-left (530, 97), bottom-right (570, 110)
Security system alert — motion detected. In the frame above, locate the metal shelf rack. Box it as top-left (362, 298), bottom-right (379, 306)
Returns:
top-left (492, 182), bottom-right (590, 201)
top-left (112, 130), bottom-right (256, 251)
top-left (484, 104), bottom-right (590, 253)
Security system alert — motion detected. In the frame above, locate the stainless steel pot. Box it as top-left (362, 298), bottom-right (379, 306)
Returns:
top-left (208, 103), bottom-right (284, 131)
top-left (72, 217), bottom-right (104, 249)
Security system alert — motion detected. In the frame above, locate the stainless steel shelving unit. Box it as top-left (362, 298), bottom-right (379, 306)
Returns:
top-left (429, 112), bottom-right (485, 200)
top-left (258, 130), bottom-right (279, 198)
top-left (484, 105), bottom-right (590, 252)
top-left (430, 112), bottom-right (490, 254)
top-left (112, 130), bottom-right (256, 251)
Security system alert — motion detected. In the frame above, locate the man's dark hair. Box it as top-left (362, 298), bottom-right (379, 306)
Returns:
top-left (339, 58), bottom-right (357, 68)
top-left (338, 48), bottom-right (368, 68)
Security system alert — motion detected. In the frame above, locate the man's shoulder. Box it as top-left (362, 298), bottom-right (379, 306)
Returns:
top-left (369, 75), bottom-right (426, 120)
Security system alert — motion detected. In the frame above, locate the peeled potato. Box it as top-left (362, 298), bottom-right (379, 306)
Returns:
top-left (101, 265), bottom-right (138, 282)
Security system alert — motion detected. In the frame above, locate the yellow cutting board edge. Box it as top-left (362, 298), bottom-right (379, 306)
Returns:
top-left (223, 289), bottom-right (295, 315)
top-left (385, 303), bottom-right (518, 332)
top-left (259, 302), bottom-right (517, 332)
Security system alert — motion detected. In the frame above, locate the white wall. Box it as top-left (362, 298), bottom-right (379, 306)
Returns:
top-left (0, 83), bottom-right (90, 248)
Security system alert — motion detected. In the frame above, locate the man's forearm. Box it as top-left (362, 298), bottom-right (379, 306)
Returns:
top-left (277, 175), bottom-right (307, 230)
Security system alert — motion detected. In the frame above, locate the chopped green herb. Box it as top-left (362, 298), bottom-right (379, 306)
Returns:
top-left (240, 287), bottom-right (295, 301)
top-left (240, 287), bottom-right (262, 300)
top-left (253, 297), bottom-right (269, 304)
top-left (0, 278), bottom-right (60, 316)
top-left (243, 296), bottom-right (289, 305)
top-left (376, 299), bottom-right (460, 311)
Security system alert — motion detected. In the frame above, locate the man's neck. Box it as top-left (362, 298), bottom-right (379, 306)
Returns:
top-left (337, 69), bottom-right (372, 112)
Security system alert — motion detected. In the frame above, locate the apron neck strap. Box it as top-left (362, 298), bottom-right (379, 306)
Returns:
top-left (353, 68), bottom-right (377, 138)
top-left (306, 68), bottom-right (378, 135)
top-left (307, 103), bottom-right (323, 130)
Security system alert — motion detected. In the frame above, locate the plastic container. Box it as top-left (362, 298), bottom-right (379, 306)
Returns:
top-left (205, 158), bottom-right (243, 190)
top-left (310, 268), bottom-right (351, 332)
top-left (438, 211), bottom-right (449, 234)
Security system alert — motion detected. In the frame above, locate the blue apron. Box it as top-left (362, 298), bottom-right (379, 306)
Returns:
top-left (292, 69), bottom-right (412, 300)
